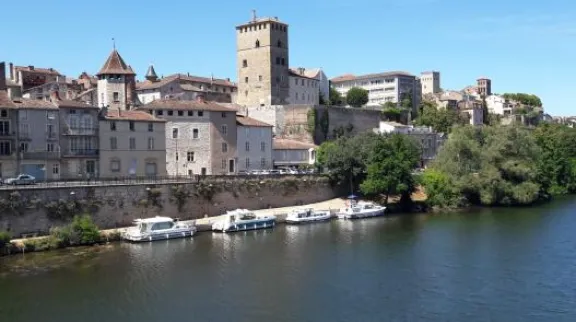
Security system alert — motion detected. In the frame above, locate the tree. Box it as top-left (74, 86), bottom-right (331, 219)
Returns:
top-left (346, 87), bottom-right (369, 108)
top-left (319, 91), bottom-right (326, 105)
top-left (329, 87), bottom-right (344, 106)
top-left (360, 134), bottom-right (420, 205)
top-left (413, 101), bottom-right (463, 133)
top-left (502, 93), bottom-right (543, 107)
top-left (481, 96), bottom-right (489, 125)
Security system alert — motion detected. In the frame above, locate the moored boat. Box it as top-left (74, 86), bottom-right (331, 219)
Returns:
top-left (212, 209), bottom-right (275, 233)
top-left (285, 208), bottom-right (331, 224)
top-left (337, 201), bottom-right (386, 220)
top-left (122, 216), bottom-right (196, 242)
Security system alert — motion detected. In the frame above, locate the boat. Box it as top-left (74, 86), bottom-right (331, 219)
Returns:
top-left (122, 216), bottom-right (196, 242)
top-left (212, 209), bottom-right (276, 232)
top-left (285, 208), bottom-right (332, 224)
top-left (337, 201), bottom-right (386, 220)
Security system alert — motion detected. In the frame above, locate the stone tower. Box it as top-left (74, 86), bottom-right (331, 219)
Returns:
top-left (477, 77), bottom-right (492, 97)
top-left (236, 12), bottom-right (290, 107)
top-left (96, 49), bottom-right (137, 110)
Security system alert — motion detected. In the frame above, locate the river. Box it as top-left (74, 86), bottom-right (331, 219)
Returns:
top-left (1, 198), bottom-right (576, 321)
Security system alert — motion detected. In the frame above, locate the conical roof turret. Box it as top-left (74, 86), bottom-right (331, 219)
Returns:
top-left (145, 64), bottom-right (158, 82)
top-left (96, 49), bottom-right (136, 77)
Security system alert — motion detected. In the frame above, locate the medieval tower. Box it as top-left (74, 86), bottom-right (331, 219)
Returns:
top-left (236, 12), bottom-right (290, 107)
top-left (96, 49), bottom-right (138, 110)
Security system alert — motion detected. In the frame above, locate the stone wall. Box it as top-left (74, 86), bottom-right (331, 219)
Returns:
top-left (0, 176), bottom-right (341, 237)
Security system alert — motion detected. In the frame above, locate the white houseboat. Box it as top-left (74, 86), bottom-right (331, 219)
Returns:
top-left (122, 216), bottom-right (196, 242)
top-left (212, 209), bottom-right (276, 233)
top-left (337, 201), bottom-right (386, 220)
top-left (285, 208), bottom-right (332, 224)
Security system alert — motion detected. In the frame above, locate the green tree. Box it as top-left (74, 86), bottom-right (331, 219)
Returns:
top-left (360, 134), bottom-right (420, 205)
top-left (413, 101), bottom-right (462, 133)
top-left (329, 87), bottom-right (344, 106)
top-left (481, 96), bottom-right (489, 125)
top-left (346, 87), bottom-right (369, 108)
top-left (502, 93), bottom-right (543, 107)
top-left (319, 91), bottom-right (326, 105)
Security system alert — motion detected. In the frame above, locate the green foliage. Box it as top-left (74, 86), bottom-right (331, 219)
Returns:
top-left (319, 108), bottom-right (330, 139)
top-left (400, 91), bottom-right (413, 110)
top-left (329, 87), bottom-right (344, 106)
top-left (170, 185), bottom-right (191, 212)
top-left (51, 215), bottom-right (101, 246)
top-left (481, 96), bottom-right (489, 125)
top-left (346, 87), bottom-right (369, 108)
top-left (360, 134), bottom-right (421, 205)
top-left (307, 109), bottom-right (317, 135)
top-left (413, 101), bottom-right (464, 133)
top-left (0, 191), bottom-right (27, 215)
top-left (423, 126), bottom-right (543, 207)
top-left (319, 91), bottom-right (326, 105)
top-left (0, 231), bottom-right (11, 249)
top-left (381, 107), bottom-right (403, 122)
top-left (44, 199), bottom-right (80, 220)
top-left (502, 93), bottom-right (542, 107)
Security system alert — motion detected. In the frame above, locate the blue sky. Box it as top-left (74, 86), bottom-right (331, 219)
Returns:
top-left (3, 0), bottom-right (575, 115)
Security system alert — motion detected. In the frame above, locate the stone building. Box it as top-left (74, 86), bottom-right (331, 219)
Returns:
top-left (99, 109), bottom-right (166, 178)
top-left (236, 115), bottom-right (273, 172)
top-left (477, 77), bottom-right (492, 97)
top-left (7, 63), bottom-right (62, 92)
top-left (288, 68), bottom-right (320, 105)
top-left (136, 98), bottom-right (238, 175)
top-left (96, 49), bottom-right (139, 110)
top-left (0, 67), bottom-right (18, 178)
top-left (236, 13), bottom-right (290, 107)
top-left (420, 71), bottom-right (441, 95)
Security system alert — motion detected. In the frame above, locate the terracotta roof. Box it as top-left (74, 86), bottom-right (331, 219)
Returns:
top-left (138, 99), bottom-right (238, 112)
top-left (96, 50), bottom-right (135, 76)
top-left (103, 109), bottom-right (165, 122)
top-left (14, 66), bottom-right (61, 76)
top-left (11, 98), bottom-right (58, 109)
top-left (0, 90), bottom-right (17, 108)
top-left (273, 139), bottom-right (317, 150)
top-left (236, 115), bottom-right (273, 127)
top-left (289, 69), bottom-right (319, 81)
top-left (54, 100), bottom-right (98, 109)
top-left (331, 71), bottom-right (414, 83)
top-left (136, 73), bottom-right (236, 91)
top-left (22, 81), bottom-right (69, 94)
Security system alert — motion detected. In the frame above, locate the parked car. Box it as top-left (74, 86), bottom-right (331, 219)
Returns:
top-left (4, 174), bottom-right (36, 185)
top-left (237, 170), bottom-right (250, 176)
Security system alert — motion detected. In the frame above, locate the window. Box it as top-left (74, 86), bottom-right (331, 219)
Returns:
top-left (172, 128), bottom-right (178, 139)
top-left (281, 58), bottom-right (285, 66)
top-left (0, 121), bottom-right (9, 135)
top-left (259, 75), bottom-right (263, 81)
top-left (110, 159), bottom-right (121, 172)
top-left (222, 142), bottom-right (228, 152)
top-left (147, 122), bottom-right (154, 132)
top-left (157, 110), bottom-right (164, 115)
top-left (178, 110), bottom-right (183, 116)
top-left (20, 142), bottom-right (29, 152)
top-left (148, 137), bottom-right (154, 150)
top-left (221, 112), bottom-right (227, 118)
top-left (187, 151), bottom-right (194, 162)
top-left (255, 40), bottom-right (260, 48)
top-left (110, 137), bottom-right (117, 150)
top-left (188, 111), bottom-right (193, 116)
top-left (221, 125), bottom-right (227, 135)
top-left (245, 77), bottom-right (249, 83)
top-left (113, 92), bottom-right (119, 102)
top-left (245, 158), bottom-right (250, 168)
top-left (47, 143), bottom-right (54, 152)
top-left (175, 152), bottom-right (178, 161)
top-left (52, 163), bottom-right (59, 175)
top-left (277, 40), bottom-right (282, 48)
top-left (0, 141), bottom-right (11, 155)
top-left (261, 142), bottom-right (266, 151)
top-left (192, 128), bottom-right (199, 139)
top-left (221, 159), bottom-right (226, 169)
top-left (20, 110), bottom-right (28, 120)
top-left (129, 137), bottom-right (136, 150)
top-left (0, 110), bottom-right (8, 118)
top-left (261, 158), bottom-right (266, 167)
top-left (129, 121), bottom-right (135, 131)
top-left (69, 109), bottom-right (77, 114)
top-left (168, 110), bottom-right (174, 116)
top-left (242, 60), bottom-right (248, 68)
top-left (19, 123), bottom-right (29, 137)
top-left (245, 141), bottom-right (250, 151)
top-left (198, 111), bottom-right (204, 117)
top-left (276, 57), bottom-right (280, 65)
top-left (47, 124), bottom-right (55, 138)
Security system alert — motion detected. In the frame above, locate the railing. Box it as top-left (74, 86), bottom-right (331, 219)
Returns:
top-left (63, 127), bottom-right (98, 136)
top-left (22, 151), bottom-right (61, 160)
top-left (62, 149), bottom-right (99, 157)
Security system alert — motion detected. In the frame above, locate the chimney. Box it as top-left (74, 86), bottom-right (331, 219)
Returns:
top-left (49, 84), bottom-right (61, 102)
top-left (196, 94), bottom-right (205, 103)
top-left (226, 78), bottom-right (230, 82)
top-left (28, 65), bottom-right (34, 71)
top-left (298, 67), bottom-right (305, 75)
top-left (187, 72), bottom-right (190, 77)
top-left (9, 63), bottom-right (13, 81)
top-left (0, 62), bottom-right (6, 91)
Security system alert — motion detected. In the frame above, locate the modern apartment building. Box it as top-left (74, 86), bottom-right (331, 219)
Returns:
top-left (331, 71), bottom-right (421, 111)
top-left (236, 115), bottom-right (273, 171)
top-left (420, 71), bottom-right (441, 95)
top-left (137, 98), bottom-right (238, 175)
top-left (99, 109), bottom-right (166, 178)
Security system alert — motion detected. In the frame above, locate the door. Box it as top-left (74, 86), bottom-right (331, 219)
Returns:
top-left (228, 159), bottom-right (235, 173)
top-left (86, 160), bottom-right (96, 178)
top-left (145, 162), bottom-right (157, 176)
top-left (21, 164), bottom-right (44, 181)
top-left (201, 168), bottom-right (207, 176)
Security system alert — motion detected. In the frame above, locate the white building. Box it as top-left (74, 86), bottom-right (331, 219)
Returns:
top-left (485, 94), bottom-right (514, 115)
top-left (330, 71), bottom-right (420, 110)
top-left (236, 115), bottom-right (273, 172)
top-left (420, 71), bottom-right (440, 95)
top-left (272, 138), bottom-right (317, 168)
top-left (458, 101), bottom-right (484, 125)
top-left (288, 68), bottom-right (320, 105)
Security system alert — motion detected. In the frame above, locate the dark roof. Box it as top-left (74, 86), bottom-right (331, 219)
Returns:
top-left (136, 73), bottom-right (236, 91)
top-left (236, 115), bottom-right (273, 127)
top-left (138, 99), bottom-right (237, 112)
top-left (288, 69), bottom-right (319, 81)
top-left (103, 110), bottom-right (165, 122)
top-left (331, 71), bottom-right (414, 82)
top-left (273, 139), bottom-right (317, 150)
top-left (0, 90), bottom-right (17, 108)
top-left (145, 65), bottom-right (158, 79)
top-left (96, 50), bottom-right (136, 76)
top-left (14, 66), bottom-right (61, 76)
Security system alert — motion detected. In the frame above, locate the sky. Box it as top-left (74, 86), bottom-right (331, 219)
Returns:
top-left (2, 0), bottom-right (575, 115)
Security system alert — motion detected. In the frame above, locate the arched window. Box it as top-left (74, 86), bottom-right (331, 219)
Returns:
top-left (277, 40), bottom-right (282, 48)
top-left (255, 40), bottom-right (260, 48)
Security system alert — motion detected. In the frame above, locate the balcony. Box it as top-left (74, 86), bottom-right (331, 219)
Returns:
top-left (0, 131), bottom-right (16, 138)
top-left (22, 151), bottom-right (61, 160)
top-left (63, 127), bottom-right (98, 136)
top-left (62, 149), bottom-right (99, 157)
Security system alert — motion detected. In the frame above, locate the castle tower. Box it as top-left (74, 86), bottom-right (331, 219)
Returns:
top-left (96, 49), bottom-right (137, 110)
top-left (236, 12), bottom-right (290, 107)
top-left (477, 77), bottom-right (492, 97)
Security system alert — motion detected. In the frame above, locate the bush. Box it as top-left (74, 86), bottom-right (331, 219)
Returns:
top-left (48, 214), bottom-right (101, 247)
top-left (0, 231), bottom-right (11, 249)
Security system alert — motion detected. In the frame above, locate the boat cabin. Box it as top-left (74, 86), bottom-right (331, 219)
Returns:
top-left (294, 208), bottom-right (314, 218)
top-left (134, 216), bottom-right (176, 233)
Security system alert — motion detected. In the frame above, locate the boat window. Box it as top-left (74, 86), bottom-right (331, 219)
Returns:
top-left (139, 223), bottom-right (147, 233)
top-left (151, 221), bottom-right (174, 231)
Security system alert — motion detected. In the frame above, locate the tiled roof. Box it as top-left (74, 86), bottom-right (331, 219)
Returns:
top-left (331, 71), bottom-right (414, 83)
top-left (236, 115), bottom-right (273, 127)
top-left (289, 69), bottom-right (319, 81)
top-left (103, 109), bottom-right (165, 122)
top-left (55, 100), bottom-right (98, 109)
top-left (14, 66), bottom-right (61, 76)
top-left (136, 73), bottom-right (236, 91)
top-left (11, 98), bottom-right (58, 109)
top-left (138, 99), bottom-right (238, 112)
top-left (273, 139), bottom-right (317, 150)
top-left (0, 91), bottom-right (17, 108)
top-left (96, 50), bottom-right (135, 76)
top-left (22, 81), bottom-right (70, 94)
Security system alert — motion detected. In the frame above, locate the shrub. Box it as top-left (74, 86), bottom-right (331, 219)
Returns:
top-left (0, 231), bottom-right (11, 249)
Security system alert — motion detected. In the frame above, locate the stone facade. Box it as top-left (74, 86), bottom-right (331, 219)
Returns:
top-left (0, 176), bottom-right (341, 237)
top-left (236, 16), bottom-right (290, 106)
top-left (288, 68), bottom-right (320, 105)
top-left (420, 71), bottom-right (441, 95)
